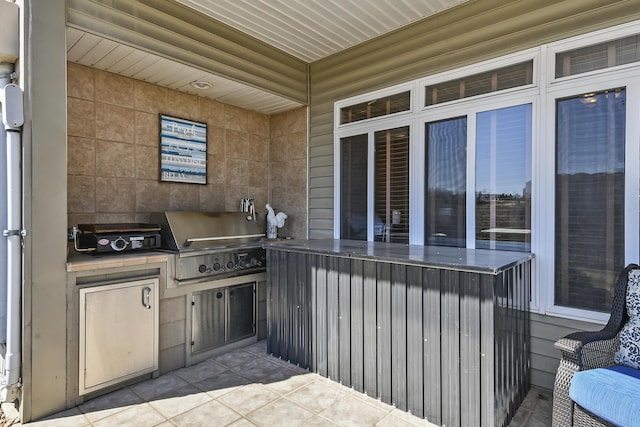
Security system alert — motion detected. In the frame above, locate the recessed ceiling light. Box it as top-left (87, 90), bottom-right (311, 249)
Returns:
top-left (190, 81), bottom-right (213, 90)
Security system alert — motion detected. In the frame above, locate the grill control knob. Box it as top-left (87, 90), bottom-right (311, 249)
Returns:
top-left (213, 262), bottom-right (221, 271)
top-left (110, 237), bottom-right (129, 251)
top-left (198, 264), bottom-right (207, 273)
top-left (250, 258), bottom-right (258, 267)
top-left (227, 261), bottom-right (235, 269)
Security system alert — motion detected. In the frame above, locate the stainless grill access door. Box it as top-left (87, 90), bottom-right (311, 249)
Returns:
top-left (191, 288), bottom-right (226, 353)
top-left (191, 282), bottom-right (256, 354)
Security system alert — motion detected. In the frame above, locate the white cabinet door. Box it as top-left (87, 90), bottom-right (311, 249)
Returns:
top-left (79, 278), bottom-right (159, 395)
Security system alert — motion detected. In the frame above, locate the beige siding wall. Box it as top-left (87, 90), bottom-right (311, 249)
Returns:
top-left (530, 313), bottom-right (603, 390)
top-left (307, 0), bottom-right (640, 388)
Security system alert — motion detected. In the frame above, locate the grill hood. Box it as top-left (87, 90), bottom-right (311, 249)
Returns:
top-left (150, 211), bottom-right (265, 252)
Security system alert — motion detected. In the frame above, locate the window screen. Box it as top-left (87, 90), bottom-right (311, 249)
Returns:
top-left (555, 88), bottom-right (625, 312)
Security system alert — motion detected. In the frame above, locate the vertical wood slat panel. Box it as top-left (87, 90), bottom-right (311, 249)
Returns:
top-left (266, 249), bottom-right (277, 354)
top-left (391, 264), bottom-right (407, 411)
top-left (494, 272), bottom-right (504, 427)
top-left (376, 263), bottom-right (391, 402)
top-left (480, 273), bottom-right (496, 427)
top-left (441, 270), bottom-right (461, 427)
top-left (506, 269), bottom-right (516, 424)
top-left (310, 254), bottom-right (319, 372)
top-left (327, 257), bottom-right (340, 381)
top-left (278, 250), bottom-right (290, 359)
top-left (297, 253), bottom-right (310, 367)
top-left (338, 258), bottom-right (351, 386)
top-left (287, 250), bottom-right (298, 363)
top-left (424, 268), bottom-right (442, 424)
top-left (460, 272), bottom-right (481, 427)
top-left (350, 259), bottom-right (365, 393)
top-left (266, 249), bottom-right (531, 427)
top-left (521, 263), bottom-right (532, 394)
top-left (315, 255), bottom-right (328, 377)
top-left (407, 265), bottom-right (423, 418)
top-left (363, 261), bottom-right (378, 397)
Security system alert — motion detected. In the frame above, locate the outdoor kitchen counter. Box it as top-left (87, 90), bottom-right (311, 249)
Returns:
top-left (66, 250), bottom-right (171, 272)
top-left (265, 239), bottom-right (532, 427)
top-left (262, 238), bottom-right (532, 273)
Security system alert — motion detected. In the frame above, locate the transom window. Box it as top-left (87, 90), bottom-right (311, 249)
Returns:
top-left (425, 61), bottom-right (533, 106)
top-left (555, 34), bottom-right (640, 78)
top-left (340, 91), bottom-right (411, 124)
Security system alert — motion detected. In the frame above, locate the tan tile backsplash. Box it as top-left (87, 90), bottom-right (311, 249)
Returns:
top-left (67, 62), bottom-right (307, 238)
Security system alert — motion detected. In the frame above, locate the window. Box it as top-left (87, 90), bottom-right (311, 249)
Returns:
top-left (340, 134), bottom-right (368, 240)
top-left (425, 117), bottom-right (467, 247)
top-left (375, 126), bottom-right (409, 243)
top-left (554, 89), bottom-right (626, 312)
top-left (476, 104), bottom-right (532, 252)
top-left (340, 91), bottom-right (411, 124)
top-left (555, 34), bottom-right (640, 78)
top-left (334, 21), bottom-right (640, 322)
top-left (425, 61), bottom-right (533, 106)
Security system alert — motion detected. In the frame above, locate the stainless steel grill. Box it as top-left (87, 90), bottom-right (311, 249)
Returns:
top-left (150, 211), bottom-right (266, 282)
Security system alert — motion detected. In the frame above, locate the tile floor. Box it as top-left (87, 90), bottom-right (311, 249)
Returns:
top-left (20, 341), bottom-right (552, 426)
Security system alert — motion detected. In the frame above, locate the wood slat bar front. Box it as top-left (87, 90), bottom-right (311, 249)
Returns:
top-left (266, 239), bottom-right (532, 427)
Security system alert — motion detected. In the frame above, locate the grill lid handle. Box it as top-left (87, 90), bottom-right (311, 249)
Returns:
top-left (183, 233), bottom-right (265, 248)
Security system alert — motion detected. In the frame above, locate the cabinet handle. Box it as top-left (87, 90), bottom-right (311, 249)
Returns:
top-left (142, 287), bottom-right (152, 309)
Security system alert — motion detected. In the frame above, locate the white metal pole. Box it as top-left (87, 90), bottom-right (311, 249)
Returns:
top-left (0, 63), bottom-right (24, 401)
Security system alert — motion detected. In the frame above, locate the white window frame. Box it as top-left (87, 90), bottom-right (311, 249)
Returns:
top-left (333, 20), bottom-right (640, 323)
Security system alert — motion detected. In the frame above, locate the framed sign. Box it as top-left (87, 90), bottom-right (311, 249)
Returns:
top-left (159, 115), bottom-right (207, 184)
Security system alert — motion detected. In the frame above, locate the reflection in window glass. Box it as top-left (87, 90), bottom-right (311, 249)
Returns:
top-left (340, 134), bottom-right (368, 240)
top-left (555, 88), bottom-right (625, 312)
top-left (375, 127), bottom-right (409, 243)
top-left (425, 117), bottom-right (467, 247)
top-left (476, 104), bottom-right (532, 252)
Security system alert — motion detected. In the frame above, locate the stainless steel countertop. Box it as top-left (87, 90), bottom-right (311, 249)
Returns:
top-left (263, 239), bottom-right (533, 275)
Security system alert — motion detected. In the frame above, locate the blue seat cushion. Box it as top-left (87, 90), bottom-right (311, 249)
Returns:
top-left (569, 365), bottom-right (640, 426)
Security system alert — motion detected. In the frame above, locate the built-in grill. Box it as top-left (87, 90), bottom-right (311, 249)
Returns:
top-left (150, 211), bottom-right (266, 282)
top-left (151, 211), bottom-right (268, 358)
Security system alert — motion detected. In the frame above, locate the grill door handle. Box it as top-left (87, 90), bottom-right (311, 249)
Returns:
top-left (142, 286), bottom-right (152, 309)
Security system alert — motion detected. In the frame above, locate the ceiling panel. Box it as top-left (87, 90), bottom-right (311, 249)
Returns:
top-left (175, 0), bottom-right (469, 62)
top-left (66, 27), bottom-right (303, 115)
top-left (66, 1), bottom-right (469, 114)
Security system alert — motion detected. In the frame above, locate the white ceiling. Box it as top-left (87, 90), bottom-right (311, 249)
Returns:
top-left (66, 0), bottom-right (468, 114)
top-left (175, 0), bottom-right (468, 63)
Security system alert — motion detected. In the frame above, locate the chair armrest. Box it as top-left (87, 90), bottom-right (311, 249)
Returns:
top-left (554, 328), bottom-right (619, 368)
top-left (552, 331), bottom-right (619, 426)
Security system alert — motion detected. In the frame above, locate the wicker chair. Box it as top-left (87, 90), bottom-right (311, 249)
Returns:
top-left (551, 263), bottom-right (640, 427)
